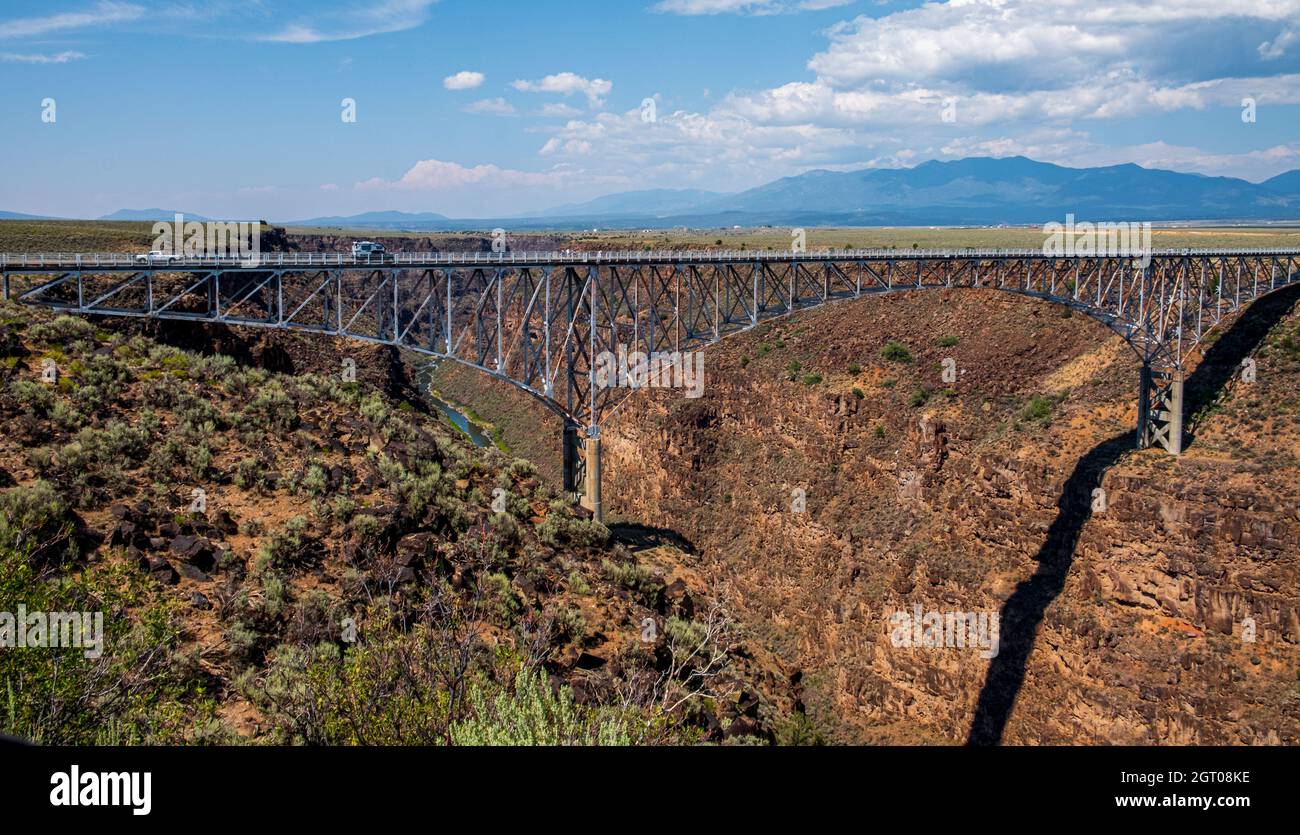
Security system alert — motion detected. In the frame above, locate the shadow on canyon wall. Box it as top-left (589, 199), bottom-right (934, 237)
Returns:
top-left (966, 283), bottom-right (1300, 746)
top-left (118, 318), bottom-right (434, 413)
top-left (608, 521), bottom-right (698, 555)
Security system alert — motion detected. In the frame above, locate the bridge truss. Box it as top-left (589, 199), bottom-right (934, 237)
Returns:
top-left (4, 248), bottom-right (1298, 521)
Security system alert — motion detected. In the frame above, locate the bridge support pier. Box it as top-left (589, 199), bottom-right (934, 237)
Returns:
top-left (562, 423), bottom-right (582, 504)
top-left (583, 429), bottom-right (603, 523)
top-left (562, 423), bottom-right (604, 524)
top-left (1137, 363), bottom-right (1184, 454)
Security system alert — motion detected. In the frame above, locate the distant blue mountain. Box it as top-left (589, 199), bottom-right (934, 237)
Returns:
top-left (1263, 169), bottom-right (1300, 197)
top-left (0, 210), bottom-right (56, 220)
top-left (273, 156), bottom-right (1300, 232)
top-left (678, 156), bottom-right (1296, 224)
top-left (100, 209), bottom-right (212, 221)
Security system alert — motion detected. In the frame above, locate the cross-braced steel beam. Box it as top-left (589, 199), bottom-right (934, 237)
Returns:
top-left (5, 248), bottom-right (1298, 521)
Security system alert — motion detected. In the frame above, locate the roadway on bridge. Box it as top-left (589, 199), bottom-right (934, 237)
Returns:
top-left (5, 247), bottom-right (1300, 272)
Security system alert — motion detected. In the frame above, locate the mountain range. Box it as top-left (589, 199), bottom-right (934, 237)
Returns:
top-left (1262, 169), bottom-right (1300, 195)
top-left (283, 157), bottom-right (1300, 230)
top-left (0, 210), bottom-right (54, 220)
top-left (5, 157), bottom-right (1300, 231)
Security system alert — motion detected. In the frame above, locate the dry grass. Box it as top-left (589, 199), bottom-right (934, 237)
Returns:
top-left (7, 220), bottom-right (1298, 254)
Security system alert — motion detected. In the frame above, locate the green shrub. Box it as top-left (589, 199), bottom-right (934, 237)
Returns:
top-left (146, 436), bottom-right (211, 481)
top-left (235, 458), bottom-right (267, 491)
top-left (880, 341), bottom-right (913, 363)
top-left (1020, 394), bottom-right (1057, 425)
top-left (240, 381), bottom-right (298, 431)
top-left (1276, 332), bottom-right (1299, 360)
top-left (10, 380), bottom-right (54, 417)
top-left (508, 458), bottom-right (536, 479)
top-left (1, 526), bottom-right (195, 744)
top-left (75, 353), bottom-right (130, 392)
top-left (258, 516), bottom-right (316, 572)
top-left (552, 604), bottom-right (586, 642)
top-left (450, 669), bottom-right (632, 746)
top-left (189, 353), bottom-right (237, 382)
top-left (258, 572), bottom-right (288, 620)
top-left (538, 504), bottom-right (610, 549)
top-left (485, 572), bottom-right (521, 625)
top-left (602, 559), bottom-right (660, 606)
top-left (301, 464), bottom-right (329, 497)
top-left (225, 622), bottom-right (261, 666)
top-left (27, 316), bottom-right (96, 346)
top-left (567, 570), bottom-right (591, 596)
top-left (665, 616), bottom-right (705, 651)
top-left (0, 481), bottom-right (76, 562)
top-left (360, 392), bottom-right (389, 427)
top-left (776, 711), bottom-right (828, 746)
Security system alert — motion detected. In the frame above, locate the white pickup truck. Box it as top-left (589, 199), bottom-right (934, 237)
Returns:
top-left (351, 241), bottom-right (389, 262)
top-left (134, 250), bottom-right (186, 263)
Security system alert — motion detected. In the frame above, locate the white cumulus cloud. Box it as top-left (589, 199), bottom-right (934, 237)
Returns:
top-left (356, 158), bottom-right (566, 191)
top-left (511, 72), bottom-right (613, 107)
top-left (807, 0), bottom-right (1300, 88)
top-left (443, 70), bottom-right (485, 90)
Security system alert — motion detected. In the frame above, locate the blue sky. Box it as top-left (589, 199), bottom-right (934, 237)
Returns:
top-left (1, 0), bottom-right (1298, 220)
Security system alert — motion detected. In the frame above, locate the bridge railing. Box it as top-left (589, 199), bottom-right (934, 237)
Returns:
top-left (2, 247), bottom-right (1299, 271)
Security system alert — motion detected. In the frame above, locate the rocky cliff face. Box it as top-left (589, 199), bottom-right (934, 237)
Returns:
top-left (600, 288), bottom-right (1300, 744)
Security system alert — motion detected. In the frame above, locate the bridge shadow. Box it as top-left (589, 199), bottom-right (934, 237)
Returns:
top-left (964, 430), bottom-right (1132, 746)
top-left (966, 283), bottom-right (1300, 746)
top-left (607, 521), bottom-right (697, 555)
top-left (1184, 283), bottom-right (1300, 448)
top-left (123, 318), bottom-right (436, 410)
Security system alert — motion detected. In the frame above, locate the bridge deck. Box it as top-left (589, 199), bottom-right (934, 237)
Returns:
top-left (4, 247), bottom-right (1300, 271)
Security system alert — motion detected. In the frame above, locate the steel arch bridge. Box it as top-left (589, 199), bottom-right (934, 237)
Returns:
top-left (4, 247), bottom-right (1299, 521)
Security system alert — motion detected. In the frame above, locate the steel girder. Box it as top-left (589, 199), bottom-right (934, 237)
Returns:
top-left (4, 251), bottom-right (1298, 492)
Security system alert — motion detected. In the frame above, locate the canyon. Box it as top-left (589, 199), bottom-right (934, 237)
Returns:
top-left (437, 284), bottom-right (1300, 744)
